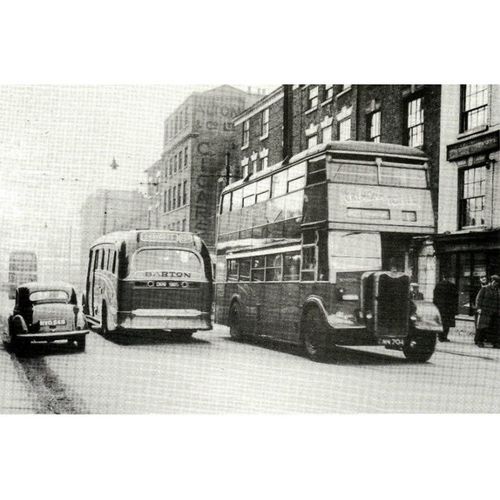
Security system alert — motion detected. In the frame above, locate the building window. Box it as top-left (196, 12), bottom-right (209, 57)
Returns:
top-left (184, 146), bottom-right (188, 168)
top-left (182, 180), bottom-right (188, 205)
top-left (177, 183), bottom-right (182, 207)
top-left (182, 219), bottom-right (186, 232)
top-left (172, 186), bottom-right (177, 209)
top-left (338, 118), bottom-right (351, 141)
top-left (251, 157), bottom-right (258, 175)
top-left (367, 111), bottom-right (381, 142)
top-left (407, 97), bottom-right (424, 147)
top-left (261, 155), bottom-right (268, 171)
top-left (174, 155), bottom-right (178, 173)
top-left (163, 190), bottom-right (167, 212)
top-left (241, 159), bottom-right (249, 178)
top-left (307, 134), bottom-right (318, 149)
top-left (168, 188), bottom-right (172, 211)
top-left (461, 84), bottom-right (489, 132)
top-left (324, 85), bottom-right (333, 101)
top-left (242, 119), bottom-right (250, 147)
top-left (261, 109), bottom-right (269, 138)
top-left (308, 86), bottom-right (318, 110)
top-left (460, 165), bottom-right (486, 228)
top-left (322, 125), bottom-right (332, 143)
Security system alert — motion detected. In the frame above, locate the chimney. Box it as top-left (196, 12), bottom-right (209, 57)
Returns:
top-left (282, 84), bottom-right (293, 162)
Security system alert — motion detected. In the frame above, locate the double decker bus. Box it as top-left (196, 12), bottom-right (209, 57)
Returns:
top-left (215, 141), bottom-right (443, 362)
top-left (84, 230), bottom-right (213, 339)
top-left (8, 251), bottom-right (37, 299)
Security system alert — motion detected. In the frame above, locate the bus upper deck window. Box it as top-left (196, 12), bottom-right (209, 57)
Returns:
top-left (232, 188), bottom-right (243, 210)
top-left (221, 192), bottom-right (232, 213)
top-left (307, 158), bottom-right (326, 185)
top-left (272, 170), bottom-right (287, 198)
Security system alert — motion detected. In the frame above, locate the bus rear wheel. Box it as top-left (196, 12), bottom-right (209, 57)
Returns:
top-left (229, 303), bottom-right (243, 341)
top-left (303, 308), bottom-right (328, 361)
top-left (403, 334), bottom-right (436, 363)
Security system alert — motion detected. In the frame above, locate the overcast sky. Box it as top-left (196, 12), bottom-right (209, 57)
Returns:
top-left (0, 85), bottom-right (230, 279)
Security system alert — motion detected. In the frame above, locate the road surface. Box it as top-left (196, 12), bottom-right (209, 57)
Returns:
top-left (1, 324), bottom-right (500, 413)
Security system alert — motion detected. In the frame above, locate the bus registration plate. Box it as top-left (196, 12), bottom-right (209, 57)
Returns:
top-left (378, 338), bottom-right (404, 347)
top-left (152, 281), bottom-right (181, 288)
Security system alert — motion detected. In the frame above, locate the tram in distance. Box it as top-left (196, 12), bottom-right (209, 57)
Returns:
top-left (83, 230), bottom-right (213, 339)
top-left (215, 141), bottom-right (443, 362)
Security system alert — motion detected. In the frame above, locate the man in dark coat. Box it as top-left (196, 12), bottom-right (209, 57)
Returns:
top-left (433, 275), bottom-right (459, 342)
top-left (475, 275), bottom-right (500, 348)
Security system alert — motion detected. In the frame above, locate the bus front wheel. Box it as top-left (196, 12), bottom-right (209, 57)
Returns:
top-left (229, 303), bottom-right (244, 341)
top-left (403, 334), bottom-right (436, 363)
top-left (302, 308), bottom-right (328, 362)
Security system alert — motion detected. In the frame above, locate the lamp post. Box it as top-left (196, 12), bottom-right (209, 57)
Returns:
top-left (103, 157), bottom-right (119, 235)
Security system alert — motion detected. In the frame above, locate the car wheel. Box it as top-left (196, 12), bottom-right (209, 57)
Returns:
top-left (76, 336), bottom-right (86, 352)
top-left (302, 308), bottom-right (328, 362)
top-left (229, 303), bottom-right (244, 341)
top-left (403, 334), bottom-right (436, 363)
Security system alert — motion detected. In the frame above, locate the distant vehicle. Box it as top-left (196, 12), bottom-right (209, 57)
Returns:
top-left (8, 251), bottom-right (37, 299)
top-left (215, 141), bottom-right (443, 362)
top-left (2, 282), bottom-right (88, 353)
top-left (83, 230), bottom-right (213, 339)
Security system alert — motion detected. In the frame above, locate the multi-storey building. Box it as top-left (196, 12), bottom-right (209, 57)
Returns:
top-left (146, 85), bottom-right (261, 250)
top-left (434, 85), bottom-right (500, 326)
top-left (80, 189), bottom-right (149, 284)
top-left (233, 84), bottom-right (442, 298)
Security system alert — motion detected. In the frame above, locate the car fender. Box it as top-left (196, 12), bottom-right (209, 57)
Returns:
top-left (9, 314), bottom-right (28, 336)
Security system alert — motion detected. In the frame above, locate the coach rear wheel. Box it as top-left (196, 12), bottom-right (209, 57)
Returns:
top-left (229, 303), bottom-right (243, 340)
top-left (303, 308), bottom-right (328, 362)
top-left (101, 303), bottom-right (109, 337)
top-left (403, 334), bottom-right (436, 363)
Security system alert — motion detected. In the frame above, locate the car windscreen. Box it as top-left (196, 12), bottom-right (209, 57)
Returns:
top-left (132, 249), bottom-right (203, 274)
top-left (29, 290), bottom-right (70, 304)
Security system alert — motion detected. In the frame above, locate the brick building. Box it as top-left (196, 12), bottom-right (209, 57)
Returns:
top-left (232, 85), bottom-right (443, 297)
top-left (146, 85), bottom-right (261, 250)
top-left (434, 85), bottom-right (500, 327)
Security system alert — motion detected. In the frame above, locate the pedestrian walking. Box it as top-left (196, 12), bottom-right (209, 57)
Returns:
top-left (475, 274), bottom-right (500, 348)
top-left (433, 275), bottom-right (459, 342)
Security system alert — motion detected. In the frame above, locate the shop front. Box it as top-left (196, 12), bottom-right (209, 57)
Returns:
top-left (434, 230), bottom-right (500, 317)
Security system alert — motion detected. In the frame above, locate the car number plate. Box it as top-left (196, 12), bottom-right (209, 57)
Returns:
top-left (40, 319), bottom-right (67, 326)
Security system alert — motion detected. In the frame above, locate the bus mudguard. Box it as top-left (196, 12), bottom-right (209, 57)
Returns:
top-left (409, 300), bottom-right (443, 334)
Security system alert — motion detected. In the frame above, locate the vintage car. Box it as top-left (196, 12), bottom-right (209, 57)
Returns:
top-left (2, 282), bottom-right (88, 353)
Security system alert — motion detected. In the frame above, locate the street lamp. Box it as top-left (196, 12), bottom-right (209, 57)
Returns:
top-left (103, 158), bottom-right (119, 235)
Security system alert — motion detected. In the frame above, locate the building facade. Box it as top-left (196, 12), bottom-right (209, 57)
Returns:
top-left (233, 84), bottom-right (442, 298)
top-left (434, 85), bottom-right (500, 326)
top-left (79, 189), bottom-right (149, 284)
top-left (146, 85), bottom-right (262, 250)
